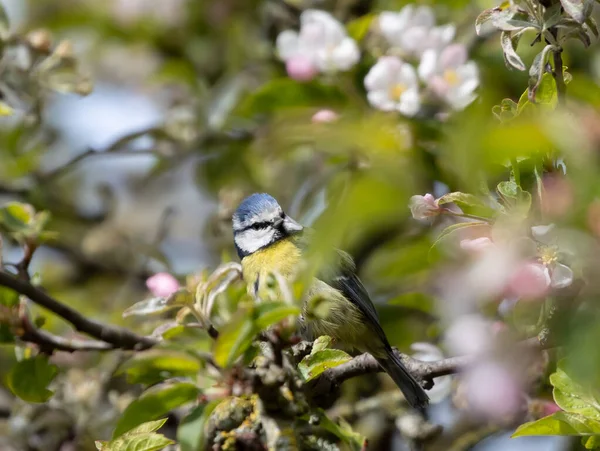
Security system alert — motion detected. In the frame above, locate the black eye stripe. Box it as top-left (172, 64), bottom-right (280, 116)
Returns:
top-left (240, 221), bottom-right (272, 232)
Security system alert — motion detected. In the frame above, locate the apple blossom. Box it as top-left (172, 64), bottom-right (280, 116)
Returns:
top-left (378, 6), bottom-right (455, 58)
top-left (419, 44), bottom-right (479, 110)
top-left (365, 56), bottom-right (421, 115)
top-left (276, 10), bottom-right (360, 78)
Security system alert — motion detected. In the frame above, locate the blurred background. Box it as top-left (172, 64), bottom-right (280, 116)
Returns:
top-left (1, 0), bottom-right (600, 449)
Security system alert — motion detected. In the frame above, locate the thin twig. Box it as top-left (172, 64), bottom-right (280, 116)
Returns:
top-left (0, 270), bottom-right (157, 350)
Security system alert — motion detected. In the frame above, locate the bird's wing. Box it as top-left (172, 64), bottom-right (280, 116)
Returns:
top-left (320, 249), bottom-right (390, 347)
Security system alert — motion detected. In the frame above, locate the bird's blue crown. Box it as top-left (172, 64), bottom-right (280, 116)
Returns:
top-left (233, 193), bottom-right (280, 224)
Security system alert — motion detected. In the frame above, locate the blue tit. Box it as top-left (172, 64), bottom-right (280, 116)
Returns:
top-left (232, 193), bottom-right (429, 410)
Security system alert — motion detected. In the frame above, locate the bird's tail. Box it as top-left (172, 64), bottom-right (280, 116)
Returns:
top-left (377, 348), bottom-right (429, 411)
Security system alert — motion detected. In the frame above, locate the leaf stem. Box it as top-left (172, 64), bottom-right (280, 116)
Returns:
top-left (511, 158), bottom-right (521, 187)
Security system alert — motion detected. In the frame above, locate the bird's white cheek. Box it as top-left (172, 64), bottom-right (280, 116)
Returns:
top-left (235, 229), bottom-right (275, 254)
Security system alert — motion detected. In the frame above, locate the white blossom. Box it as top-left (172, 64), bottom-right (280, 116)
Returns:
top-left (364, 56), bottom-right (420, 116)
top-left (419, 44), bottom-right (479, 110)
top-left (276, 9), bottom-right (360, 78)
top-left (409, 193), bottom-right (440, 219)
top-left (378, 5), bottom-right (455, 58)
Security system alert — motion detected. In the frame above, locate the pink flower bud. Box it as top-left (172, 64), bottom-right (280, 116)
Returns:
top-left (146, 272), bottom-right (180, 298)
top-left (460, 237), bottom-right (494, 254)
top-left (409, 193), bottom-right (440, 220)
top-left (286, 55), bottom-right (318, 81)
top-left (311, 109), bottom-right (339, 123)
top-left (507, 262), bottom-right (550, 300)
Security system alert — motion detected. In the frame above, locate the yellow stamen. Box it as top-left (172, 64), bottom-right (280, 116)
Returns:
top-left (443, 69), bottom-right (459, 86)
top-left (389, 83), bottom-right (406, 101)
top-left (539, 245), bottom-right (558, 266)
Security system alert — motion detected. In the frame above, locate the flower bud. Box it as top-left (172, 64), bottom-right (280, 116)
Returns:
top-left (311, 109), bottom-right (339, 123)
top-left (286, 55), bottom-right (317, 82)
top-left (409, 193), bottom-right (440, 220)
top-left (146, 272), bottom-right (180, 298)
top-left (26, 29), bottom-right (53, 53)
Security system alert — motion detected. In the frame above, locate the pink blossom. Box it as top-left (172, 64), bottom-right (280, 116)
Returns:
top-left (312, 109), bottom-right (339, 123)
top-left (464, 361), bottom-right (523, 420)
top-left (540, 175), bottom-right (573, 218)
top-left (506, 262), bottom-right (551, 300)
top-left (409, 193), bottom-right (440, 220)
top-left (146, 272), bottom-right (180, 298)
top-left (286, 55), bottom-right (318, 81)
top-left (460, 237), bottom-right (494, 254)
top-left (445, 314), bottom-right (495, 356)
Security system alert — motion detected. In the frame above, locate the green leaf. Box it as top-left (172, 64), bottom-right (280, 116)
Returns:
top-left (436, 192), bottom-right (496, 217)
top-left (528, 45), bottom-right (555, 102)
top-left (0, 202), bottom-right (34, 233)
top-left (177, 401), bottom-right (220, 451)
top-left (0, 2), bottom-right (9, 40)
top-left (116, 350), bottom-right (202, 385)
top-left (560, 0), bottom-right (594, 24)
top-left (0, 286), bottom-right (19, 307)
top-left (6, 355), bottom-right (58, 403)
top-left (551, 367), bottom-right (600, 421)
top-left (311, 335), bottom-right (333, 353)
top-left (497, 181), bottom-right (532, 212)
top-left (97, 419), bottom-right (173, 451)
top-left (501, 31), bottom-right (526, 71)
top-left (123, 289), bottom-right (193, 318)
top-left (236, 79), bottom-right (345, 117)
top-left (493, 98), bottom-right (519, 122)
top-left (513, 412), bottom-right (582, 437)
top-left (113, 382), bottom-right (200, 438)
top-left (298, 349), bottom-right (352, 381)
top-left (213, 308), bottom-right (256, 368)
top-left (253, 302), bottom-right (299, 330)
top-left (346, 14), bottom-right (375, 41)
top-left (302, 409), bottom-right (365, 451)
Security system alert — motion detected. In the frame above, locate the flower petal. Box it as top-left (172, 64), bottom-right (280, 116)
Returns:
top-left (276, 30), bottom-right (299, 61)
top-left (367, 90), bottom-right (395, 111)
top-left (330, 37), bottom-right (360, 70)
top-left (418, 49), bottom-right (438, 81)
top-left (364, 56), bottom-right (402, 91)
top-left (551, 263), bottom-right (574, 289)
top-left (398, 88), bottom-right (420, 116)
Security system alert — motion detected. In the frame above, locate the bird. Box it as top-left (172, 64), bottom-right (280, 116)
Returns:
top-left (232, 193), bottom-right (429, 410)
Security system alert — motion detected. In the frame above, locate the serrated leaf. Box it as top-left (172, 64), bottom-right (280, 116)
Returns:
top-left (298, 348), bottom-right (352, 381)
top-left (177, 401), bottom-right (220, 451)
top-left (528, 45), bottom-right (554, 102)
top-left (254, 302), bottom-right (299, 330)
top-left (123, 289), bottom-right (193, 318)
top-left (493, 98), bottom-right (519, 121)
top-left (123, 419), bottom-right (169, 435)
top-left (113, 383), bottom-right (200, 438)
top-left (116, 350), bottom-right (202, 385)
top-left (6, 355), bottom-right (58, 403)
top-left (560, 0), bottom-right (594, 24)
top-left (501, 31), bottom-right (526, 71)
top-left (551, 367), bottom-right (600, 421)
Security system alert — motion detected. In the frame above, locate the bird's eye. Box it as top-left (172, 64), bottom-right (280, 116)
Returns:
top-left (250, 221), bottom-right (270, 230)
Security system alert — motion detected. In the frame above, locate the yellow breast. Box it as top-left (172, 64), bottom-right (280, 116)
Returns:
top-left (241, 239), bottom-right (302, 298)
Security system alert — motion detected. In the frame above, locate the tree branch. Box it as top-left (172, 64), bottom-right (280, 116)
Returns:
top-left (0, 270), bottom-right (157, 350)
top-left (314, 336), bottom-right (545, 397)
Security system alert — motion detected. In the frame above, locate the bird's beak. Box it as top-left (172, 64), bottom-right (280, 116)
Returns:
top-left (282, 215), bottom-right (303, 234)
